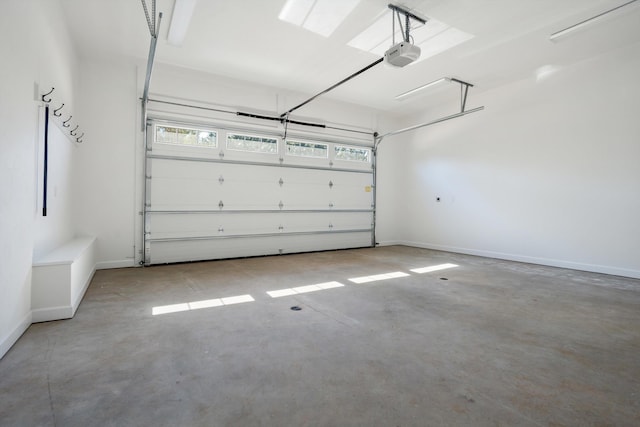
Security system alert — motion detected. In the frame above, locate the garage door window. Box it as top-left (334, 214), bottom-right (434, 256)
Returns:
top-left (285, 140), bottom-right (328, 158)
top-left (227, 133), bottom-right (278, 154)
top-left (156, 125), bottom-right (217, 148)
top-left (334, 145), bottom-right (370, 162)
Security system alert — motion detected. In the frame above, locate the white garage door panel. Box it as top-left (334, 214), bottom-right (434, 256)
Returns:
top-left (145, 119), bottom-right (374, 265)
top-left (326, 179), bottom-right (373, 208)
top-left (278, 168), bottom-right (372, 209)
top-left (149, 212), bottom-right (372, 239)
top-left (151, 161), bottom-right (284, 210)
top-left (150, 161), bottom-right (372, 211)
top-left (149, 232), bottom-right (372, 264)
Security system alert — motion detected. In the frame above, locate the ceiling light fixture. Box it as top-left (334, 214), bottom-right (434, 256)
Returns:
top-left (549, 0), bottom-right (639, 42)
top-left (395, 77), bottom-right (451, 100)
top-left (167, 0), bottom-right (199, 46)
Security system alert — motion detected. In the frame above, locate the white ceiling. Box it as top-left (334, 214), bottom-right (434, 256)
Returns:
top-left (59, 0), bottom-right (640, 115)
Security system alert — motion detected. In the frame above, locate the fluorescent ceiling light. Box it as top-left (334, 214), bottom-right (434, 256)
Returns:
top-left (168, 0), bottom-right (199, 46)
top-left (348, 10), bottom-right (474, 63)
top-left (279, 0), bottom-right (361, 37)
top-left (395, 77), bottom-right (450, 100)
top-left (550, 0), bottom-right (639, 42)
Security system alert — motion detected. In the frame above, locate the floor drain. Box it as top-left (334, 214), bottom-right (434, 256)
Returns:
top-left (440, 277), bottom-right (449, 280)
top-left (290, 306), bottom-right (302, 311)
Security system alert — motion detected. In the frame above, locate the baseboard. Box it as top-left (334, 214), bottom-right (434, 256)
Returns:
top-left (0, 311), bottom-right (33, 360)
top-left (96, 259), bottom-right (136, 270)
top-left (399, 240), bottom-right (640, 279)
top-left (376, 240), bottom-right (404, 247)
top-left (32, 305), bottom-right (74, 323)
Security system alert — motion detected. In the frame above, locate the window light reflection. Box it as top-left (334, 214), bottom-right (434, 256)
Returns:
top-left (152, 294), bottom-right (255, 316)
top-left (348, 271), bottom-right (409, 284)
top-left (267, 281), bottom-right (344, 298)
top-left (410, 263), bottom-right (458, 274)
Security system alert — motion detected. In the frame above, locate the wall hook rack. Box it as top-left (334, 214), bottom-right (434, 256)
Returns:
top-left (53, 103), bottom-right (64, 116)
top-left (42, 87), bottom-right (54, 103)
top-left (40, 85), bottom-right (84, 144)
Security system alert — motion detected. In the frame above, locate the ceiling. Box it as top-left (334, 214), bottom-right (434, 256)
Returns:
top-left (59, 0), bottom-right (640, 115)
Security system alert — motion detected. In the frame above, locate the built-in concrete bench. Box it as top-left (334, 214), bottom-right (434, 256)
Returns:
top-left (32, 236), bottom-right (97, 322)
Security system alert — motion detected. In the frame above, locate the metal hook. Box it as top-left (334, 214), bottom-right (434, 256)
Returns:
top-left (53, 103), bottom-right (64, 116)
top-left (76, 133), bottom-right (84, 143)
top-left (70, 125), bottom-right (79, 136)
top-left (42, 87), bottom-right (54, 103)
top-left (62, 116), bottom-right (72, 127)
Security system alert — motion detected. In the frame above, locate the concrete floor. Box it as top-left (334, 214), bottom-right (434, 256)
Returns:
top-left (1, 246), bottom-right (639, 426)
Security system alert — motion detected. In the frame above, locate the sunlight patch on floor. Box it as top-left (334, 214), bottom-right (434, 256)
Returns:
top-left (348, 271), bottom-right (410, 284)
top-left (267, 281), bottom-right (345, 298)
top-left (410, 263), bottom-right (458, 274)
top-left (152, 294), bottom-right (255, 315)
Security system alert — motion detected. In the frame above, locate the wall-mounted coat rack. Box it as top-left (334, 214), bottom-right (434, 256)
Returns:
top-left (40, 87), bottom-right (85, 143)
top-left (39, 87), bottom-right (85, 216)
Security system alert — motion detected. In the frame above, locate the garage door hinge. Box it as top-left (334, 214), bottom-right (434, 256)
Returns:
top-left (278, 201), bottom-right (284, 209)
top-left (219, 152), bottom-right (225, 159)
top-left (329, 223), bottom-right (333, 230)
top-left (218, 200), bottom-right (224, 209)
top-left (329, 180), bottom-right (333, 189)
top-left (329, 202), bottom-right (334, 208)
top-left (219, 175), bottom-right (224, 184)
top-left (279, 157), bottom-right (284, 164)
top-left (279, 178), bottom-right (284, 187)
top-left (278, 225), bottom-right (284, 232)
top-left (218, 226), bottom-right (224, 233)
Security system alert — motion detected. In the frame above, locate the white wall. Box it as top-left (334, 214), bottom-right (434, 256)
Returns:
top-left (0, 0), bottom-right (80, 358)
top-left (146, 63), bottom-right (390, 134)
top-left (383, 41), bottom-right (640, 278)
top-left (73, 59), bottom-right (139, 268)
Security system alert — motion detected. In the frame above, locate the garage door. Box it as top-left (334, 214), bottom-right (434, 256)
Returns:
top-left (143, 118), bottom-right (374, 265)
